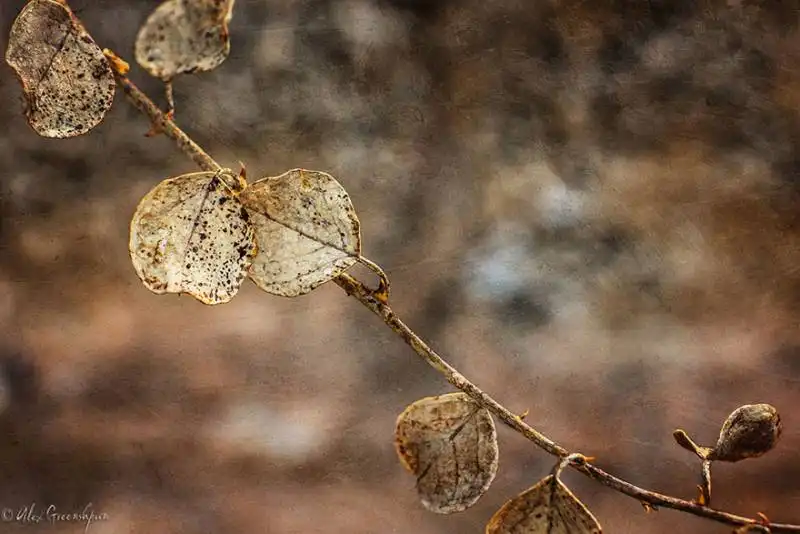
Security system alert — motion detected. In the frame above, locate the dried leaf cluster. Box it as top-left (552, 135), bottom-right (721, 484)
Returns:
top-left (130, 168), bottom-right (361, 304)
top-left (4, 1), bottom-right (794, 532)
top-left (7, 0), bottom-right (360, 305)
top-left (395, 394), bottom-right (602, 532)
top-left (6, 0), bottom-right (235, 138)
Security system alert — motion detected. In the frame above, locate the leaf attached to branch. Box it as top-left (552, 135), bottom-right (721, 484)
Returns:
top-left (5, 0), bottom-right (115, 138)
top-left (394, 392), bottom-right (499, 514)
top-left (241, 169), bottom-right (361, 297)
top-left (135, 0), bottom-right (236, 80)
top-left (129, 170), bottom-right (256, 305)
top-left (486, 473), bottom-right (602, 533)
top-left (709, 403), bottom-right (782, 462)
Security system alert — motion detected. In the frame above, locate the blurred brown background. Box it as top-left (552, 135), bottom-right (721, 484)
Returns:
top-left (1, 0), bottom-right (799, 532)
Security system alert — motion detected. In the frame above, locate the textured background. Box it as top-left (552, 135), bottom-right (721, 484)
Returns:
top-left (0, 0), bottom-right (799, 532)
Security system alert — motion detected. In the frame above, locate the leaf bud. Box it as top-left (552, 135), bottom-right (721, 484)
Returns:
top-left (708, 404), bottom-right (781, 462)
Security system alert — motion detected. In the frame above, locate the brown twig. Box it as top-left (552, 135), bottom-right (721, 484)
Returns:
top-left (104, 50), bottom-right (219, 174)
top-left (108, 55), bottom-right (800, 533)
top-left (332, 273), bottom-right (800, 533)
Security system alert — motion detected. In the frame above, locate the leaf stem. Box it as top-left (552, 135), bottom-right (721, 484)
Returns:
top-left (107, 48), bottom-right (800, 533)
top-left (356, 255), bottom-right (390, 302)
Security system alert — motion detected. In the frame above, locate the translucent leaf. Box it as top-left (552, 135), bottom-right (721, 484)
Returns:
top-left (241, 169), bottom-right (361, 297)
top-left (5, 0), bottom-right (115, 138)
top-left (394, 392), bottom-right (498, 514)
top-left (129, 170), bottom-right (256, 305)
top-left (135, 0), bottom-right (235, 80)
top-left (486, 474), bottom-right (602, 534)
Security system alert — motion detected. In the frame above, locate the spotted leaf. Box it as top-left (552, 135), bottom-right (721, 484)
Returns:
top-left (135, 0), bottom-right (235, 80)
top-left (129, 170), bottom-right (256, 305)
top-left (5, 0), bottom-right (115, 138)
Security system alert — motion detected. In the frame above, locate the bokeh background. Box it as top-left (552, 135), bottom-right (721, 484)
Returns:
top-left (0, 0), bottom-right (799, 532)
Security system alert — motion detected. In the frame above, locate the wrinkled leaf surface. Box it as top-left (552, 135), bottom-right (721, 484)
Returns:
top-left (486, 474), bottom-right (602, 533)
top-left (395, 392), bottom-right (498, 514)
top-left (135, 0), bottom-right (235, 80)
top-left (129, 171), bottom-right (255, 305)
top-left (241, 169), bottom-right (360, 297)
top-left (6, 0), bottom-right (115, 137)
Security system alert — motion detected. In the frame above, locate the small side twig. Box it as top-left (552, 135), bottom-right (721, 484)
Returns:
top-left (164, 79), bottom-right (175, 117)
top-left (334, 272), bottom-right (564, 457)
top-left (104, 50), bottom-right (219, 174)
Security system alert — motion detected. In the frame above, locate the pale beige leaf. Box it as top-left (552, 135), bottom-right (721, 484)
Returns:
top-left (129, 171), bottom-right (256, 305)
top-left (241, 169), bottom-right (361, 297)
top-left (394, 392), bottom-right (498, 514)
top-left (5, 0), bottom-right (115, 138)
top-left (135, 0), bottom-right (235, 80)
top-left (485, 475), bottom-right (602, 534)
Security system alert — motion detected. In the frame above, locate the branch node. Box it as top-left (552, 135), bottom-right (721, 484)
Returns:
top-left (102, 48), bottom-right (129, 75)
top-left (641, 501), bottom-right (658, 513)
top-left (356, 255), bottom-right (390, 303)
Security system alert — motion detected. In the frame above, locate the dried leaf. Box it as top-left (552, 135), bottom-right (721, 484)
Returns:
top-left (135, 0), bottom-right (235, 80)
top-left (486, 475), bottom-right (602, 534)
top-left (394, 392), bottom-right (498, 514)
top-left (129, 170), bottom-right (256, 305)
top-left (709, 404), bottom-right (782, 462)
top-left (5, 0), bottom-right (115, 138)
top-left (241, 169), bottom-right (361, 297)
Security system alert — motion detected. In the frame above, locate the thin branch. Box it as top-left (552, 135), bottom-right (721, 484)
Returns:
top-left (333, 272), bottom-right (800, 533)
top-left (107, 55), bottom-right (800, 533)
top-left (105, 50), bottom-right (219, 174)
top-left (334, 272), bottom-right (565, 457)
